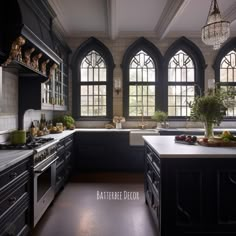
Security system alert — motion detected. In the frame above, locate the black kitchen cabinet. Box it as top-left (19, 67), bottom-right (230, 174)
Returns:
top-left (144, 143), bottom-right (236, 236)
top-left (55, 135), bottom-right (74, 194)
top-left (0, 157), bottom-right (33, 236)
top-left (75, 131), bottom-right (144, 172)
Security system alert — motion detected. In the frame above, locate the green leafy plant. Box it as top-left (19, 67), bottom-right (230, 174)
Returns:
top-left (151, 110), bottom-right (168, 122)
top-left (53, 114), bottom-right (75, 129)
top-left (189, 87), bottom-right (235, 138)
top-left (189, 88), bottom-right (234, 125)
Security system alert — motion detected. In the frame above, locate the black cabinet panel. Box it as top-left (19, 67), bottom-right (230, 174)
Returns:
top-left (176, 171), bottom-right (202, 225)
top-left (218, 171), bottom-right (236, 224)
top-left (75, 132), bottom-right (144, 172)
top-left (144, 143), bottom-right (236, 236)
top-left (0, 157), bottom-right (32, 236)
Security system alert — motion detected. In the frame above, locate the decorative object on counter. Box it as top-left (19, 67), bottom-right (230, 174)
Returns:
top-left (2, 36), bottom-right (26, 66)
top-left (23, 47), bottom-right (35, 66)
top-left (189, 88), bottom-right (236, 139)
top-left (53, 114), bottom-right (75, 129)
top-left (40, 59), bottom-right (50, 75)
top-left (198, 131), bottom-right (236, 147)
top-left (49, 125), bottom-right (63, 134)
top-left (105, 123), bottom-right (115, 129)
top-left (113, 116), bottom-right (126, 129)
top-left (175, 134), bottom-right (197, 145)
top-left (30, 121), bottom-right (37, 137)
top-left (151, 110), bottom-right (168, 128)
top-left (40, 113), bottom-right (46, 130)
top-left (11, 130), bottom-right (26, 145)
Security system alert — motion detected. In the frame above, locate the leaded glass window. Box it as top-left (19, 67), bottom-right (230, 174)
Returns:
top-left (128, 50), bottom-right (156, 116)
top-left (220, 50), bottom-right (236, 117)
top-left (168, 50), bottom-right (195, 117)
top-left (80, 50), bottom-right (107, 116)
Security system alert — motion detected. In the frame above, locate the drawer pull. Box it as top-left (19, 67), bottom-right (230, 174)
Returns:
top-left (8, 197), bottom-right (17, 204)
top-left (9, 172), bottom-right (18, 179)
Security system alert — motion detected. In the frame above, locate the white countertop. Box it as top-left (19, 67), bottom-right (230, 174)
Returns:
top-left (0, 150), bottom-right (33, 172)
top-left (0, 130), bottom-right (76, 172)
top-left (143, 136), bottom-right (236, 158)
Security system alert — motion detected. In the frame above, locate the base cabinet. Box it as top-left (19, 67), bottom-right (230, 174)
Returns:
top-left (144, 143), bottom-right (236, 236)
top-left (0, 157), bottom-right (33, 236)
top-left (55, 135), bottom-right (74, 194)
top-left (75, 132), bottom-right (144, 172)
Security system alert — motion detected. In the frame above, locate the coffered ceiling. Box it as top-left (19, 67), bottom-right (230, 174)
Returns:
top-left (48, 0), bottom-right (236, 40)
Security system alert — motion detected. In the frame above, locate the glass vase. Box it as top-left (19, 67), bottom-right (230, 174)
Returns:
top-left (204, 121), bottom-right (214, 139)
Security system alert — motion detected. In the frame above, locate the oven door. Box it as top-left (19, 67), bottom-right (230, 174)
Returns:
top-left (33, 153), bottom-right (58, 226)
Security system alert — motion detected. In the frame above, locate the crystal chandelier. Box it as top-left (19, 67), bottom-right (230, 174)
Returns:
top-left (201, 0), bottom-right (230, 50)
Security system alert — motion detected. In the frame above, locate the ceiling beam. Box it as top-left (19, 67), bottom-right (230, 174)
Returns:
top-left (224, 2), bottom-right (236, 22)
top-left (155, 0), bottom-right (191, 40)
top-left (106, 0), bottom-right (119, 40)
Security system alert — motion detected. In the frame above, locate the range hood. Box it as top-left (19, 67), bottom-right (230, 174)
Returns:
top-left (1, 0), bottom-right (61, 65)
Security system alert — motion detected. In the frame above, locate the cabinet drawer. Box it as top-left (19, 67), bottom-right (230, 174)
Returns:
top-left (64, 136), bottom-right (73, 147)
top-left (1, 199), bottom-right (30, 236)
top-left (0, 180), bottom-right (29, 219)
top-left (0, 160), bottom-right (30, 192)
top-left (146, 145), bottom-right (160, 174)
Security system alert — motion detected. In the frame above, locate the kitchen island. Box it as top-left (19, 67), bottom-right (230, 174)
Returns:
top-left (143, 136), bottom-right (236, 236)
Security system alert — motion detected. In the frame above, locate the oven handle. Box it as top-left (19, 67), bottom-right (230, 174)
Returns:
top-left (34, 156), bottom-right (59, 173)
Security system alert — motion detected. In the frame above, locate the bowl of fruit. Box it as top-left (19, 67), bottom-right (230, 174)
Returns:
top-left (175, 134), bottom-right (197, 145)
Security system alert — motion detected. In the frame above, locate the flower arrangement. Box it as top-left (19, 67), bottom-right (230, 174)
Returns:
top-left (189, 87), bottom-right (235, 138)
top-left (113, 116), bottom-right (126, 129)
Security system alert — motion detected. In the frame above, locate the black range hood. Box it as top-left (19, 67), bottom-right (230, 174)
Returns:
top-left (1, 0), bottom-right (63, 130)
top-left (1, 0), bottom-right (61, 65)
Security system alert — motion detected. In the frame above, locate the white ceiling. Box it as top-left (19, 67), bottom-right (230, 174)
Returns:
top-left (48, 0), bottom-right (236, 40)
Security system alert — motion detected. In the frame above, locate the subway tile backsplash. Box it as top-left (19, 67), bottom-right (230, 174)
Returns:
top-left (0, 115), bottom-right (18, 131)
top-left (23, 110), bottom-right (53, 130)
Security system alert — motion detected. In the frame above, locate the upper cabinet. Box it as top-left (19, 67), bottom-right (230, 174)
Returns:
top-left (42, 36), bottom-right (70, 111)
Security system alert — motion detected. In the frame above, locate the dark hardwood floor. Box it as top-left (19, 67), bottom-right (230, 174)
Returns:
top-left (32, 172), bottom-right (157, 236)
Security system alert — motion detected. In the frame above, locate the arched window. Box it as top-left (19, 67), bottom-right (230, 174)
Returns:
top-left (168, 50), bottom-right (195, 117)
top-left (128, 50), bottom-right (156, 116)
top-left (71, 37), bottom-right (114, 120)
top-left (219, 50), bottom-right (236, 117)
top-left (80, 50), bottom-right (107, 116)
top-left (122, 37), bottom-right (163, 119)
top-left (164, 37), bottom-right (205, 119)
top-left (214, 38), bottom-right (236, 119)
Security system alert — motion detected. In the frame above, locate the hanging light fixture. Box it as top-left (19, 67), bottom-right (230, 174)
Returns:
top-left (201, 0), bottom-right (230, 50)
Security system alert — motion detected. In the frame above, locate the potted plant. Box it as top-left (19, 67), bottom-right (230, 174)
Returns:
top-left (53, 114), bottom-right (75, 129)
top-left (152, 110), bottom-right (168, 128)
top-left (189, 88), bottom-right (235, 138)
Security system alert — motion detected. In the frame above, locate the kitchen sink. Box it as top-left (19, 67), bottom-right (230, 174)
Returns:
top-left (129, 129), bottom-right (159, 146)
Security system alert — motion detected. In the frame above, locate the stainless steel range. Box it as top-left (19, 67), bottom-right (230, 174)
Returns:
top-left (0, 137), bottom-right (59, 226)
top-left (32, 138), bottom-right (59, 227)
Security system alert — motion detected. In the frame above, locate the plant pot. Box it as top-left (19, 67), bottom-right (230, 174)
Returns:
top-left (116, 123), bottom-right (122, 129)
top-left (11, 130), bottom-right (26, 145)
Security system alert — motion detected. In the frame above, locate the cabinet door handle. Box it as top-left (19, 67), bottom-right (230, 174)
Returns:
top-left (9, 172), bottom-right (18, 179)
top-left (8, 197), bottom-right (17, 204)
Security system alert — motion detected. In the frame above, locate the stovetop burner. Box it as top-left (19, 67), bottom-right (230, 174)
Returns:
top-left (0, 137), bottom-right (54, 150)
